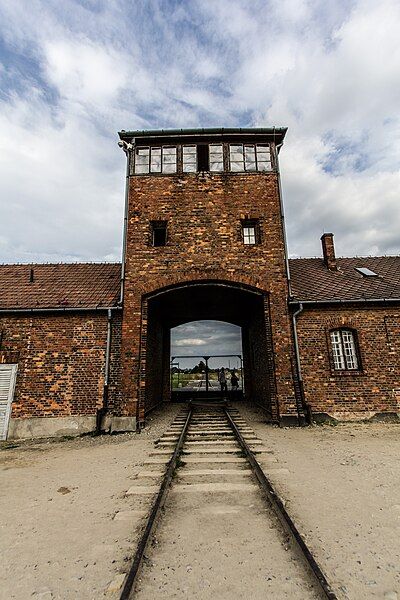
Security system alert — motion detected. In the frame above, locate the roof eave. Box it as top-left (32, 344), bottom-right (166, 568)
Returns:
top-left (118, 127), bottom-right (288, 144)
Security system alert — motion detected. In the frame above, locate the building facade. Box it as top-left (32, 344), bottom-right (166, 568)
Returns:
top-left (0, 128), bottom-right (399, 440)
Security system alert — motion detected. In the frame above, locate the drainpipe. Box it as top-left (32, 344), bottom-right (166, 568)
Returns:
top-left (96, 308), bottom-right (113, 433)
top-left (275, 142), bottom-right (292, 298)
top-left (292, 303), bottom-right (312, 424)
top-left (118, 139), bottom-right (134, 305)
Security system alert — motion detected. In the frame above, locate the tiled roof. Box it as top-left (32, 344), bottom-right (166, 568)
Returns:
top-left (0, 257), bottom-right (399, 310)
top-left (289, 257), bottom-right (400, 302)
top-left (0, 263), bottom-right (121, 310)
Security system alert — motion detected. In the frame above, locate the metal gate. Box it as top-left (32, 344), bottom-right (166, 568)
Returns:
top-left (0, 364), bottom-right (17, 440)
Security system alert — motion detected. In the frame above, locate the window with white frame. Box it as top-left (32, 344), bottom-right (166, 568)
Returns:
top-left (330, 329), bottom-right (359, 370)
top-left (209, 144), bottom-right (224, 171)
top-left (229, 144), bottom-right (272, 172)
top-left (242, 220), bottom-right (259, 245)
top-left (183, 145), bottom-right (197, 172)
top-left (135, 146), bottom-right (177, 174)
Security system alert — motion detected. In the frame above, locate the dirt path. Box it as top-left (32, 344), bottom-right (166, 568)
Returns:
top-left (0, 404), bottom-right (180, 600)
top-left (236, 402), bottom-right (400, 599)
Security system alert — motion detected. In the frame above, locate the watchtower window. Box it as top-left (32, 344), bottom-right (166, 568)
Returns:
top-left (229, 144), bottom-right (272, 172)
top-left (162, 147), bottom-right (177, 173)
top-left (135, 146), bottom-right (177, 174)
top-left (209, 144), bottom-right (224, 172)
top-left (197, 144), bottom-right (209, 171)
top-left (183, 146), bottom-right (197, 173)
top-left (135, 147), bottom-right (150, 174)
top-left (151, 221), bottom-right (167, 247)
top-left (241, 219), bottom-right (259, 245)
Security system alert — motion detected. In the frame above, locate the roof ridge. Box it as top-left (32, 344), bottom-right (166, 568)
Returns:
top-left (0, 261), bottom-right (122, 266)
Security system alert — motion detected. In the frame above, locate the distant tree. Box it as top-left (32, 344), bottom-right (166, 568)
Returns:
top-left (191, 360), bottom-right (207, 374)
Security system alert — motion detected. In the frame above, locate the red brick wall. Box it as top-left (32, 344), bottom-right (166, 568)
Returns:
top-left (0, 313), bottom-right (111, 419)
top-left (120, 169), bottom-right (297, 422)
top-left (297, 307), bottom-right (400, 417)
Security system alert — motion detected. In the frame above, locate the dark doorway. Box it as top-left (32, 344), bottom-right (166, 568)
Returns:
top-left (143, 281), bottom-right (276, 417)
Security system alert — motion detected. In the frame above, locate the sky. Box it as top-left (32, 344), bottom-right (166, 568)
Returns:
top-left (1, 0), bottom-right (400, 354)
top-left (171, 320), bottom-right (242, 369)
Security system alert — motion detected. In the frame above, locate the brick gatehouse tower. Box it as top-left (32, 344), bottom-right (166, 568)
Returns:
top-left (1, 127), bottom-right (398, 440)
top-left (117, 128), bottom-right (302, 428)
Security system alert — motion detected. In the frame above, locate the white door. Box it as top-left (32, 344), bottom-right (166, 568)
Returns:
top-left (0, 364), bottom-right (17, 440)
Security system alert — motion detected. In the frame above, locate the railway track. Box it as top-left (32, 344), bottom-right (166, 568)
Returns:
top-left (120, 403), bottom-right (337, 599)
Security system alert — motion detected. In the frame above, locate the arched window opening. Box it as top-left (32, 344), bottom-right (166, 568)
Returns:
top-left (330, 329), bottom-right (360, 371)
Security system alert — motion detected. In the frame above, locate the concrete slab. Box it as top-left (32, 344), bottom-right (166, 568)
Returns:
top-left (183, 456), bottom-right (247, 464)
top-left (172, 482), bottom-right (255, 493)
top-left (178, 469), bottom-right (251, 476)
top-left (126, 485), bottom-right (160, 495)
top-left (113, 509), bottom-right (147, 521)
top-left (106, 573), bottom-right (126, 594)
top-left (185, 440), bottom-right (239, 446)
top-left (136, 471), bottom-right (165, 478)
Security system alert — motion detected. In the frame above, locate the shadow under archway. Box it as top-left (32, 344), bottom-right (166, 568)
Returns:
top-left (142, 281), bottom-right (277, 420)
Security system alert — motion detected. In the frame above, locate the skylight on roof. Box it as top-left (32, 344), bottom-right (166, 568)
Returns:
top-left (355, 267), bottom-right (378, 277)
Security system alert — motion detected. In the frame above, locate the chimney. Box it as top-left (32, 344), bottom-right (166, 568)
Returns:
top-left (321, 233), bottom-right (337, 271)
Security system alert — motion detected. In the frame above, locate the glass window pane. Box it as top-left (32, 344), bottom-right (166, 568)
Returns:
top-left (183, 145), bottom-right (197, 173)
top-left (162, 147), bottom-right (177, 173)
top-left (256, 145), bottom-right (272, 172)
top-left (330, 330), bottom-right (345, 369)
top-left (244, 145), bottom-right (256, 171)
top-left (150, 148), bottom-right (161, 173)
top-left (243, 226), bottom-right (256, 245)
top-left (258, 161), bottom-right (272, 172)
top-left (256, 145), bottom-right (270, 160)
top-left (342, 330), bottom-right (358, 369)
top-left (209, 144), bottom-right (224, 172)
top-left (210, 161), bottom-right (224, 171)
top-left (135, 147), bottom-right (149, 174)
top-left (230, 144), bottom-right (244, 171)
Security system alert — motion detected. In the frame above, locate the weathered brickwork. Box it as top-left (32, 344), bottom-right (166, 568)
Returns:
top-left (1, 129), bottom-right (398, 436)
top-left (120, 168), bottom-right (297, 423)
top-left (0, 313), bottom-right (114, 419)
top-left (296, 307), bottom-right (400, 419)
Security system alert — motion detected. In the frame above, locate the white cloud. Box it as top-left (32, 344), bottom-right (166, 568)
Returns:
top-left (0, 0), bottom-right (399, 263)
top-left (44, 40), bottom-right (128, 106)
top-left (174, 338), bottom-right (207, 347)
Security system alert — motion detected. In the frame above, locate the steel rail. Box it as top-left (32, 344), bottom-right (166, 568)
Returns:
top-left (119, 406), bottom-right (193, 599)
top-left (223, 407), bottom-right (338, 600)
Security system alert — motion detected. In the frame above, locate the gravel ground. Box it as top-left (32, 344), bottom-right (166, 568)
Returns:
top-left (1, 401), bottom-right (399, 600)
top-left (235, 402), bottom-right (400, 600)
top-left (0, 403), bottom-right (181, 600)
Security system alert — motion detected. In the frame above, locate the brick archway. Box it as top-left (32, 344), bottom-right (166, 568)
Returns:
top-left (135, 279), bottom-right (278, 425)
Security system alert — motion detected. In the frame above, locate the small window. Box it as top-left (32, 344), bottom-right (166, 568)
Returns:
top-left (209, 144), bottom-right (224, 172)
top-left (135, 147), bottom-right (150, 174)
top-left (256, 144), bottom-right (272, 171)
top-left (162, 147), bottom-right (177, 174)
top-left (183, 145), bottom-right (197, 173)
top-left (330, 329), bottom-right (360, 370)
top-left (151, 221), bottom-right (167, 247)
top-left (230, 144), bottom-right (244, 171)
top-left (355, 267), bottom-right (378, 277)
top-left (242, 220), bottom-right (259, 245)
top-left (229, 144), bottom-right (272, 172)
top-left (135, 146), bottom-right (177, 174)
top-left (150, 147), bottom-right (162, 173)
